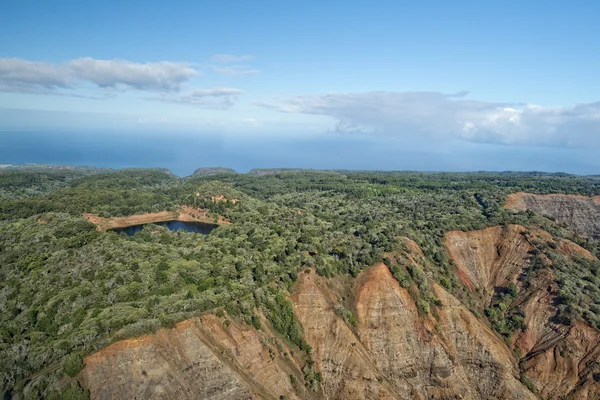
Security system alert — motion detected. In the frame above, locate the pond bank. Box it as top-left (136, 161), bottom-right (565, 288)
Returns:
top-left (83, 206), bottom-right (230, 231)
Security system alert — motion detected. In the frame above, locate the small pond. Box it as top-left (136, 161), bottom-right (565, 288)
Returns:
top-left (111, 220), bottom-right (219, 236)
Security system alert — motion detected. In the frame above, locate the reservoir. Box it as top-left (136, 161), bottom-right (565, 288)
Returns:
top-left (111, 220), bottom-right (219, 236)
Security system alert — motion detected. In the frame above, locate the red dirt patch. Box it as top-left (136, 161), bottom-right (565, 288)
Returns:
top-left (556, 238), bottom-right (596, 260)
top-left (400, 237), bottom-right (424, 257)
top-left (83, 207), bottom-right (230, 231)
top-left (455, 266), bottom-right (475, 291)
top-left (504, 192), bottom-right (528, 210)
top-left (445, 225), bottom-right (529, 298)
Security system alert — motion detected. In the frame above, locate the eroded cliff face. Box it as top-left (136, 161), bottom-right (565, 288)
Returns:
top-left (505, 192), bottom-right (600, 239)
top-left (445, 224), bottom-right (600, 398)
top-left (352, 263), bottom-right (534, 399)
top-left (522, 321), bottom-right (600, 399)
top-left (78, 229), bottom-right (599, 399)
top-left (80, 261), bottom-right (535, 400)
top-left (445, 225), bottom-right (531, 302)
top-left (291, 270), bottom-right (396, 400)
top-left (80, 316), bottom-right (309, 400)
top-left (292, 262), bottom-right (536, 399)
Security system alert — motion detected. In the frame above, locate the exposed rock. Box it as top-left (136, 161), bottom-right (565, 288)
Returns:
top-left (79, 229), bottom-right (599, 399)
top-left (354, 263), bottom-right (534, 399)
top-left (80, 318), bottom-right (305, 400)
top-left (521, 321), bottom-right (600, 399)
top-left (445, 225), bottom-right (531, 303)
top-left (80, 320), bottom-right (254, 400)
top-left (292, 269), bottom-right (396, 400)
top-left (510, 268), bottom-right (562, 357)
top-left (83, 206), bottom-right (229, 231)
top-left (291, 256), bottom-right (535, 399)
top-left (445, 225), bottom-right (600, 398)
top-left (505, 192), bottom-right (600, 239)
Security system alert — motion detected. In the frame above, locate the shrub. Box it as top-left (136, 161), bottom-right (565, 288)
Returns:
top-left (62, 354), bottom-right (85, 377)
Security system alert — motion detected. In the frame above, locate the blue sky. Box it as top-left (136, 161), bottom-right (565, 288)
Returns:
top-left (1, 0), bottom-right (600, 174)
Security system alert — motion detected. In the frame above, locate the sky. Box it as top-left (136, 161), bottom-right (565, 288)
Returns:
top-left (1, 0), bottom-right (600, 174)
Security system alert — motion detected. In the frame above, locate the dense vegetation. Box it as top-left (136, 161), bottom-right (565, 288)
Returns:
top-left (0, 166), bottom-right (107, 202)
top-left (1, 168), bottom-right (600, 398)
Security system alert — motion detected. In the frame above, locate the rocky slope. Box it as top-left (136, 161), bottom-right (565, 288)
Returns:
top-left (80, 316), bottom-right (310, 400)
top-left (506, 192), bottom-right (600, 238)
top-left (79, 239), bottom-right (543, 400)
top-left (445, 224), bottom-right (600, 398)
top-left (445, 225), bottom-right (531, 302)
top-left (74, 227), bottom-right (600, 399)
top-left (351, 263), bottom-right (533, 399)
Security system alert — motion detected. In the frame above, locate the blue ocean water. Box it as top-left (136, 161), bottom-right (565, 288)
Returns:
top-left (0, 131), bottom-right (228, 176)
top-left (1, 130), bottom-right (598, 176)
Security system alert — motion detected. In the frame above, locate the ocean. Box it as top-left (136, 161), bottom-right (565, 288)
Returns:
top-left (1, 130), bottom-right (598, 176)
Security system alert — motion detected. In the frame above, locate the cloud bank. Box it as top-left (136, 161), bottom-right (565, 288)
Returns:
top-left (258, 91), bottom-right (600, 147)
top-left (0, 57), bottom-right (197, 93)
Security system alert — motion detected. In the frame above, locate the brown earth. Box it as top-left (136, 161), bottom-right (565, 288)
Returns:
top-left (353, 262), bottom-right (534, 399)
top-left (445, 225), bottom-right (531, 303)
top-left (521, 321), bottom-right (600, 399)
top-left (211, 195), bottom-right (238, 204)
top-left (400, 236), bottom-right (425, 257)
top-left (445, 224), bottom-right (600, 398)
top-left (80, 316), bottom-right (312, 400)
top-left (445, 224), bottom-right (595, 304)
top-left (291, 268), bottom-right (396, 399)
top-left (505, 192), bottom-right (600, 238)
top-left (83, 206), bottom-right (230, 231)
top-left (77, 230), bottom-right (599, 399)
top-left (81, 240), bottom-right (538, 399)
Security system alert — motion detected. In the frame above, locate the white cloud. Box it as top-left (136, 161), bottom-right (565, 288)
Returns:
top-left (0, 58), bottom-right (73, 92)
top-left (258, 91), bottom-right (600, 147)
top-left (156, 88), bottom-right (244, 108)
top-left (0, 57), bottom-right (198, 93)
top-left (67, 58), bottom-right (197, 91)
top-left (210, 54), bottom-right (255, 63)
top-left (212, 65), bottom-right (260, 76)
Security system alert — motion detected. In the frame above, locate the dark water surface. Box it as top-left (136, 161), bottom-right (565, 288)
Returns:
top-left (111, 220), bottom-right (218, 236)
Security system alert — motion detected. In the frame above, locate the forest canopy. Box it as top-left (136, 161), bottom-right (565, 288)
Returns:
top-left (1, 167), bottom-right (600, 398)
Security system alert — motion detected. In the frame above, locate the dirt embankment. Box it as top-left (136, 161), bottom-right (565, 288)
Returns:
top-left (83, 206), bottom-right (230, 231)
top-left (445, 224), bottom-right (600, 398)
top-left (505, 192), bottom-right (600, 238)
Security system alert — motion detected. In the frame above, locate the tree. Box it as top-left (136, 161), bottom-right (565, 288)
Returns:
top-left (63, 353), bottom-right (85, 377)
